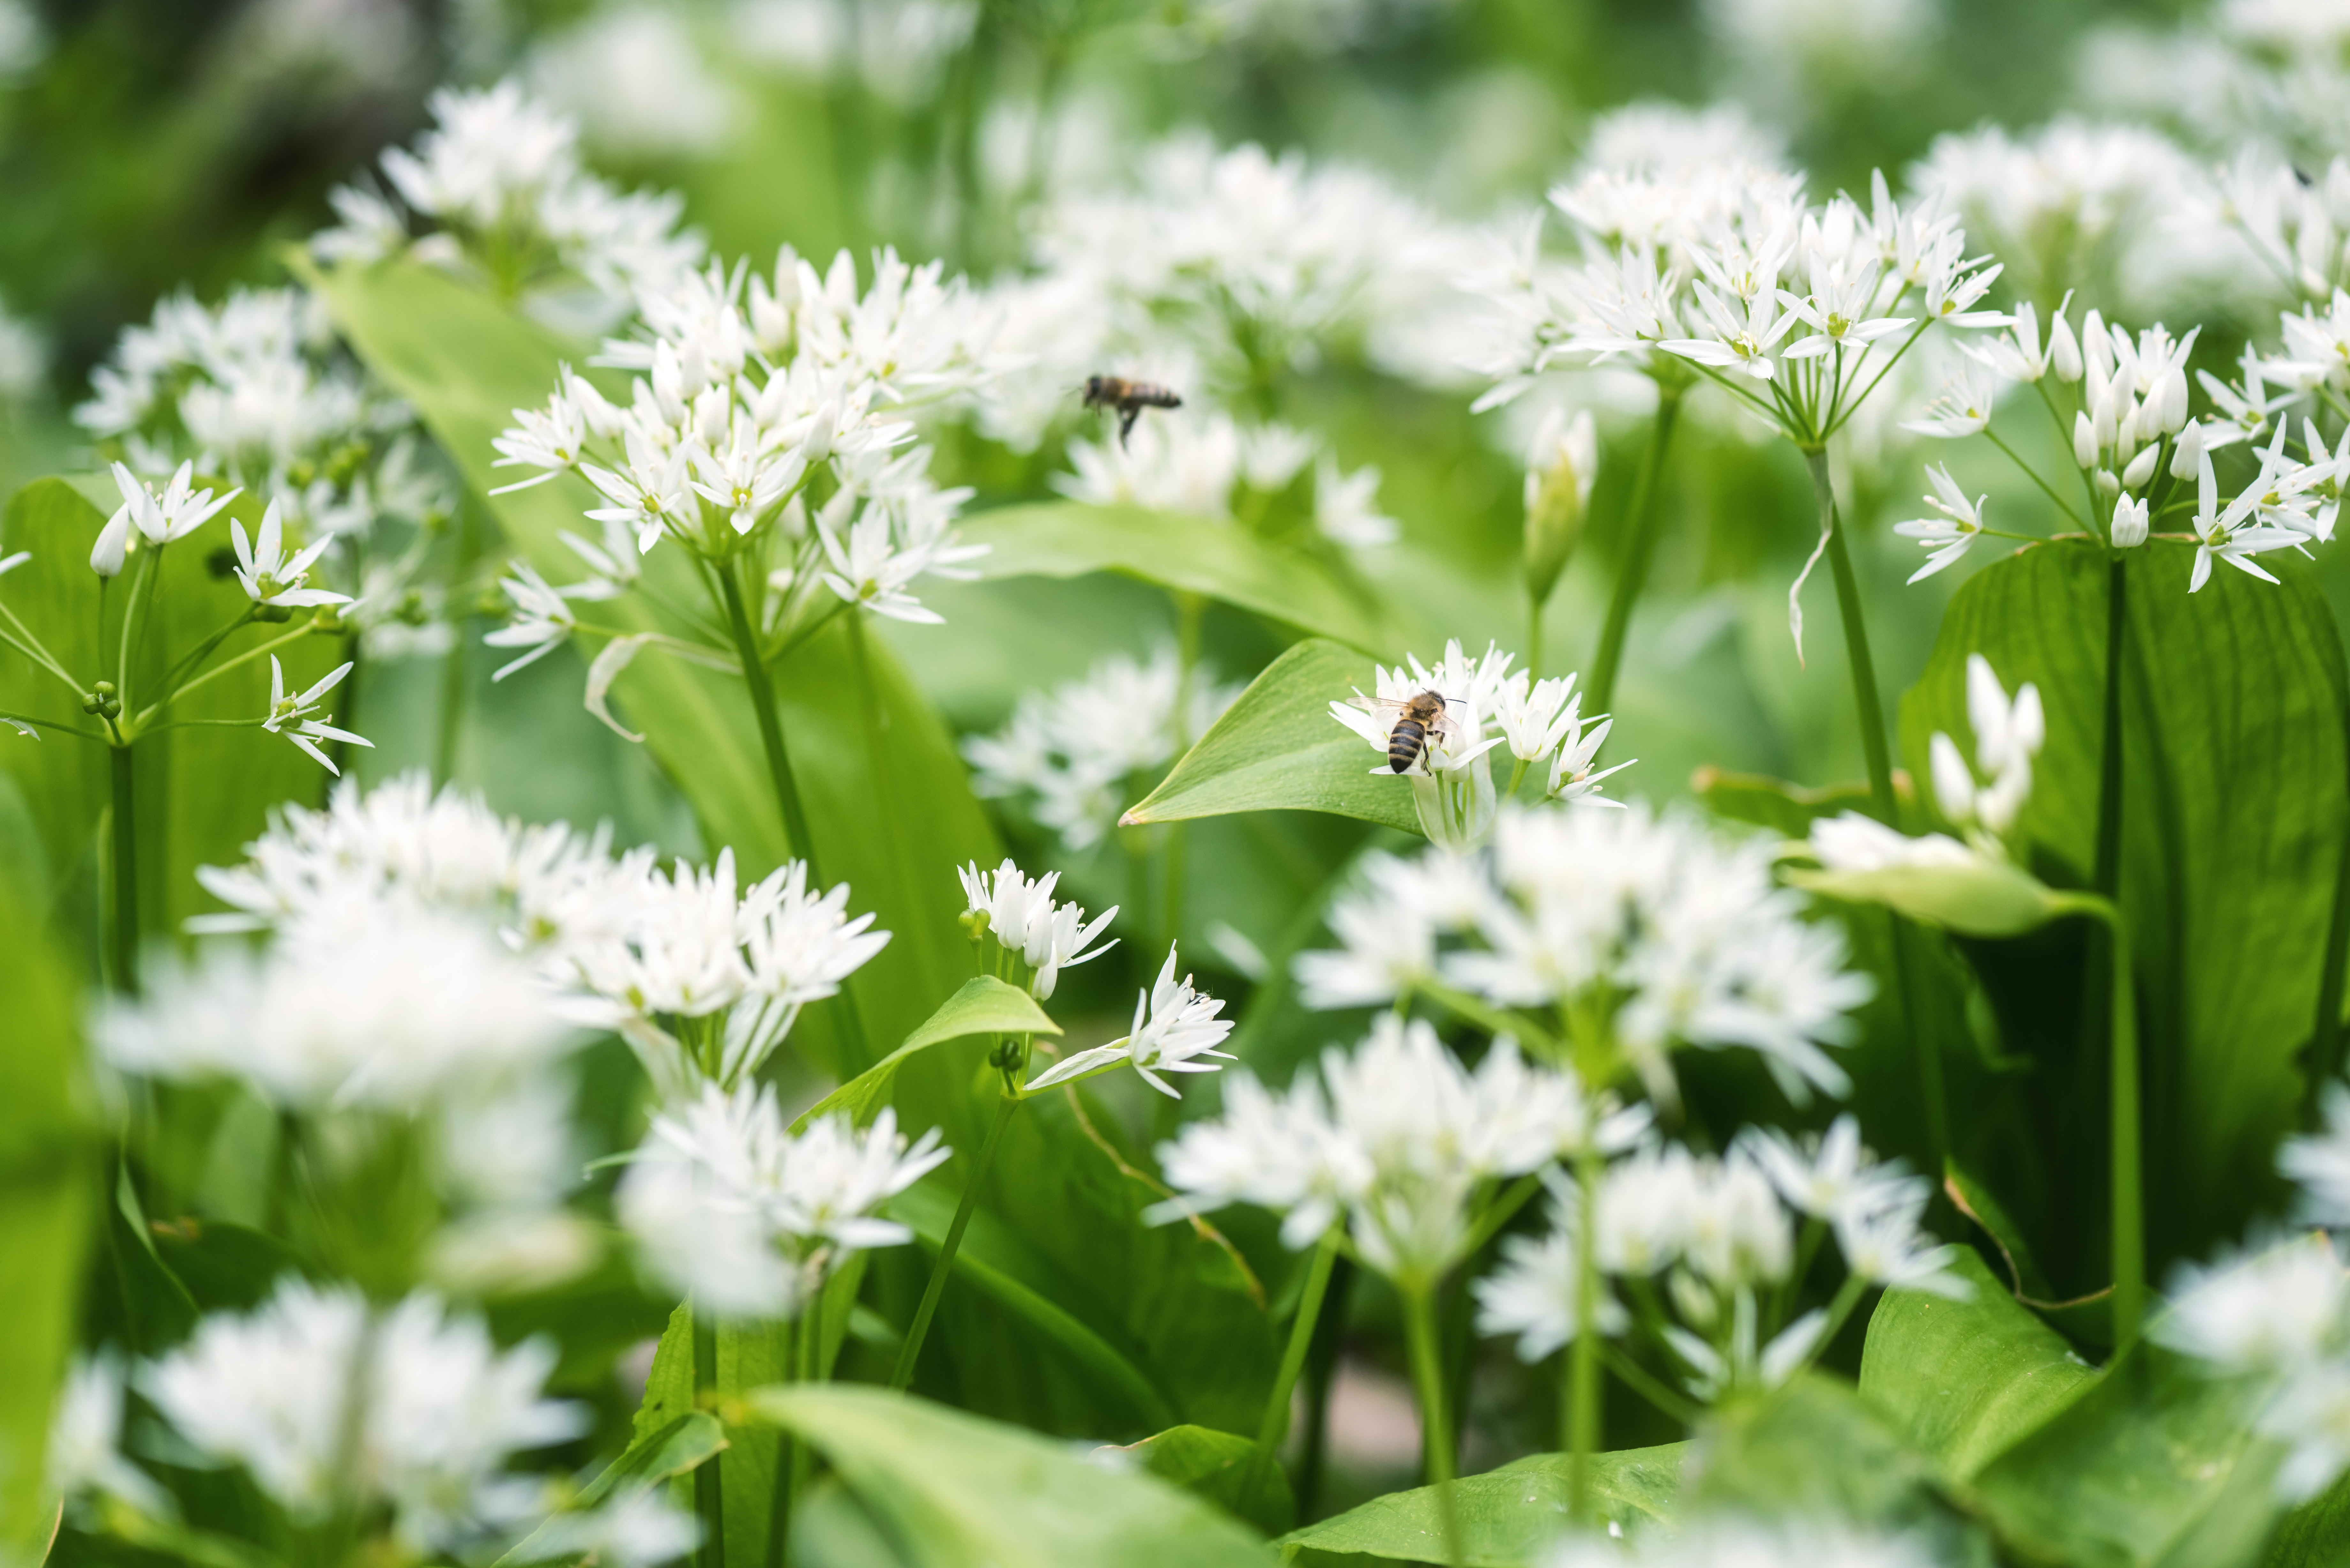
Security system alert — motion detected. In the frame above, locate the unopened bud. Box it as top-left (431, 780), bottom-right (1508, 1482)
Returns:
top-left (2121, 443), bottom-right (2159, 489)
top-left (2172, 421), bottom-right (2206, 479)
top-left (960, 908), bottom-right (992, 942)
top-left (2156, 368), bottom-right (2190, 434)
top-left (255, 602), bottom-right (294, 624)
top-left (2050, 310), bottom-right (2082, 381)
top-left (2094, 469), bottom-right (2121, 503)
top-left (2091, 392), bottom-right (2119, 453)
top-left (2073, 411), bottom-right (2098, 470)
top-left (2111, 492), bottom-right (2149, 548)
top-left (1522, 410), bottom-right (1597, 608)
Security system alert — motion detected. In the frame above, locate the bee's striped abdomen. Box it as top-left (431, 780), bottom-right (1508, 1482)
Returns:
top-left (1388, 719), bottom-right (1426, 773)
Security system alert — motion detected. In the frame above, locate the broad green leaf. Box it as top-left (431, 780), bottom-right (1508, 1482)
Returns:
top-left (2266, 1472), bottom-right (2350, 1566)
top-left (1684, 1376), bottom-right (1948, 1531)
top-left (1899, 542), bottom-right (2350, 1275)
top-left (0, 864), bottom-right (93, 1556)
top-left (1102, 1425), bottom-right (1295, 1537)
top-left (0, 477), bottom-right (344, 940)
top-left (1857, 1247), bottom-right (2097, 1483)
top-left (893, 1177), bottom-right (1181, 1432)
top-left (1969, 1253), bottom-right (2299, 1568)
top-left (959, 502), bottom-right (1386, 654)
top-left (747, 1384), bottom-right (1278, 1567)
top-left (1278, 1445), bottom-right (1683, 1565)
top-left (1124, 638), bottom-right (1419, 834)
top-left (792, 975), bottom-right (1059, 1134)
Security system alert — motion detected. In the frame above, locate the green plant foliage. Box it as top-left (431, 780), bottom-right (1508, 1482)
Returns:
top-left (792, 976), bottom-right (1061, 1133)
top-left (1858, 1248), bottom-right (2099, 1483)
top-left (0, 476), bottom-right (345, 936)
top-left (2265, 1473), bottom-right (2350, 1566)
top-left (500, 1411), bottom-right (727, 1565)
top-left (958, 503), bottom-right (1387, 653)
top-left (1277, 1444), bottom-right (1683, 1564)
top-left (747, 1383), bottom-right (1279, 1566)
top-left (1898, 541), bottom-right (2350, 1277)
top-left (1124, 638), bottom-right (1420, 834)
top-left (1691, 765), bottom-right (1885, 837)
top-left (1684, 1376), bottom-right (1955, 1532)
top-left (1103, 1424), bottom-right (1297, 1536)
top-left (0, 865), bottom-right (93, 1557)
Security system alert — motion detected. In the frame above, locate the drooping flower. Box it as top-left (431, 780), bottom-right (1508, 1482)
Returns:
top-left (1025, 944), bottom-right (1235, 1098)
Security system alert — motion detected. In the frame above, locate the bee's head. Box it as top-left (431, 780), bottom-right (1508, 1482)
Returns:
top-left (1083, 374), bottom-right (1105, 399)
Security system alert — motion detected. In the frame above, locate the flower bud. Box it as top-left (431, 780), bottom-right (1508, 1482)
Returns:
top-left (1522, 410), bottom-right (1597, 609)
top-left (2050, 309), bottom-right (2082, 381)
top-left (2121, 443), bottom-right (2159, 488)
top-left (2111, 492), bottom-right (2149, 548)
top-left (2172, 421), bottom-right (2206, 479)
top-left (2073, 411), bottom-right (2098, 470)
top-left (1929, 731), bottom-right (1977, 827)
top-left (2095, 468), bottom-right (2121, 503)
top-left (2091, 391), bottom-right (2119, 453)
top-left (2156, 367), bottom-right (2190, 433)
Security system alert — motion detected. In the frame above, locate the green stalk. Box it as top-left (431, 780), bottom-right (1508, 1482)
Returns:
top-left (2307, 780), bottom-right (2350, 1121)
top-left (715, 561), bottom-right (819, 876)
top-left (1243, 1230), bottom-right (1340, 1511)
top-left (1801, 448), bottom-right (1895, 820)
top-left (694, 1309), bottom-right (725, 1568)
top-left (1295, 1256), bottom-right (1354, 1519)
top-left (2103, 904), bottom-right (2144, 1349)
top-left (1525, 588), bottom-right (1544, 683)
top-left (889, 1089), bottom-right (1019, 1391)
top-left (2093, 559), bottom-right (2127, 895)
top-left (1568, 1147), bottom-right (1601, 1526)
top-left (1585, 389), bottom-right (1684, 718)
top-left (107, 741), bottom-right (138, 994)
top-left (1402, 1285), bottom-right (1463, 1568)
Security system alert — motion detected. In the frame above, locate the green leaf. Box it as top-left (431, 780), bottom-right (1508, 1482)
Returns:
top-left (500, 1411), bottom-right (727, 1565)
top-left (0, 477), bottom-right (344, 939)
top-left (1857, 1247), bottom-right (2098, 1483)
top-left (792, 975), bottom-right (1060, 1135)
top-left (1124, 638), bottom-right (1419, 834)
top-left (891, 1177), bottom-right (1181, 1432)
top-left (959, 502), bottom-right (1387, 654)
top-left (0, 863), bottom-right (94, 1556)
top-left (2266, 1472), bottom-right (2350, 1566)
top-left (1102, 1425), bottom-right (1294, 1537)
top-left (1968, 1334), bottom-right (2284, 1568)
top-left (1684, 1376), bottom-right (1948, 1531)
top-left (1277, 1445), bottom-right (1683, 1565)
top-left (1899, 542), bottom-right (2350, 1272)
top-left (748, 1384), bottom-right (1277, 1566)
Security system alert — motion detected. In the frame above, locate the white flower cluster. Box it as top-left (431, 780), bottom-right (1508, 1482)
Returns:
top-left (188, 770), bottom-right (892, 1107)
top-left (49, 1282), bottom-right (691, 1563)
top-left (1479, 1117), bottom-right (1967, 1397)
top-left (962, 645), bottom-right (1243, 852)
top-left (618, 1080), bottom-right (949, 1320)
top-left (1299, 803), bottom-right (1872, 1106)
top-left (1156, 1015), bottom-right (1641, 1289)
top-left (72, 285), bottom-right (449, 558)
top-left (492, 246), bottom-right (1000, 632)
top-left (955, 857), bottom-right (1118, 999)
top-left (982, 132), bottom-right (1483, 450)
top-left (1053, 411), bottom-right (1398, 548)
top-left (314, 79), bottom-right (704, 328)
top-left (1327, 640), bottom-right (1628, 851)
top-left (1463, 100), bottom-right (1799, 407)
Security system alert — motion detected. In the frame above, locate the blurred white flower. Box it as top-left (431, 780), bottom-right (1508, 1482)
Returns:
top-left (47, 1357), bottom-right (167, 1515)
top-left (527, 8), bottom-right (739, 159)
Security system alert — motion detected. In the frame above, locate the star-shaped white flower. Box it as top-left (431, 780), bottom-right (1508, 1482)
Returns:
top-left (1025, 943), bottom-right (1233, 1098)
top-left (262, 656), bottom-right (371, 775)
top-left (231, 501), bottom-right (351, 610)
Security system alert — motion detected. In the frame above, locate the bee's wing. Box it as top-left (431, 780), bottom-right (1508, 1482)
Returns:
top-left (1366, 695), bottom-right (1417, 721)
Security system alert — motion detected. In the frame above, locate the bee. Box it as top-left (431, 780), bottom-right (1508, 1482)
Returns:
top-left (1081, 375), bottom-right (1182, 448)
top-left (1372, 689), bottom-right (1455, 774)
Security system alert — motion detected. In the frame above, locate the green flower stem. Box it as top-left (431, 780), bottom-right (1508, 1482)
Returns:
top-left (1800, 448), bottom-right (1895, 820)
top-left (694, 1309), bottom-right (725, 1568)
top-left (1598, 1343), bottom-right (1696, 1425)
top-left (2092, 559), bottom-right (2127, 896)
top-left (107, 740), bottom-right (138, 994)
top-left (1401, 1283), bottom-right (1463, 1568)
top-left (716, 560), bottom-right (819, 875)
top-left (1461, 1170), bottom-right (1545, 1260)
top-left (436, 505), bottom-right (480, 782)
top-left (140, 621), bottom-right (320, 725)
top-left (1295, 1255), bottom-right (1354, 1519)
top-left (2058, 892), bottom-right (2143, 1347)
top-left (2307, 780), bottom-right (2350, 1121)
top-left (1243, 1229), bottom-right (1340, 1511)
top-left (1585, 388), bottom-right (1684, 719)
top-left (1791, 1272), bottom-right (1872, 1383)
top-left (889, 1087), bottom-right (1020, 1391)
top-left (1568, 1147), bottom-right (1602, 1527)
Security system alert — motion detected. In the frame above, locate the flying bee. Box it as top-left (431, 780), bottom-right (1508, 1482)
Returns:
top-left (1371, 689), bottom-right (1456, 774)
top-left (1081, 375), bottom-right (1182, 448)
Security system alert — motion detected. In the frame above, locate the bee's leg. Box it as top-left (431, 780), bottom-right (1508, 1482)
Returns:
top-left (1118, 405), bottom-right (1141, 448)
